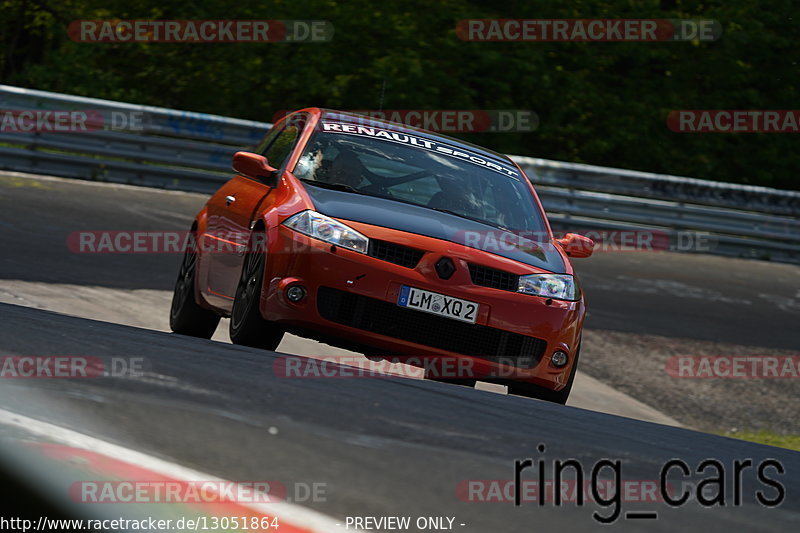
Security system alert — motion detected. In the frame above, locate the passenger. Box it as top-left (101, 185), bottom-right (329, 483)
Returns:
top-left (428, 176), bottom-right (484, 217)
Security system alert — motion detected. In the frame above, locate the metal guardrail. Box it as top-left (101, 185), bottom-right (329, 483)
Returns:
top-left (513, 156), bottom-right (800, 217)
top-left (1, 84), bottom-right (798, 263)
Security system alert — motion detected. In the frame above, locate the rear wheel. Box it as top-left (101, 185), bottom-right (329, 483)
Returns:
top-left (508, 344), bottom-right (581, 405)
top-left (170, 233), bottom-right (220, 339)
top-left (229, 231), bottom-right (284, 350)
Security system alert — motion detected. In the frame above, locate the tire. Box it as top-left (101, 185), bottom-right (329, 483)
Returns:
top-left (508, 343), bottom-right (581, 405)
top-left (170, 233), bottom-right (220, 339)
top-left (229, 231), bottom-right (285, 350)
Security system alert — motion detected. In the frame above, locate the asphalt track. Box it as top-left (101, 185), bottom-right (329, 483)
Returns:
top-left (1, 172), bottom-right (799, 531)
top-left (1, 304), bottom-right (799, 531)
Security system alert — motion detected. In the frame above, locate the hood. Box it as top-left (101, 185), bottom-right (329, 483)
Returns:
top-left (303, 184), bottom-right (566, 273)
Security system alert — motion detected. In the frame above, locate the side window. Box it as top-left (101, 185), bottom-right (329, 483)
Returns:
top-left (255, 114), bottom-right (307, 171)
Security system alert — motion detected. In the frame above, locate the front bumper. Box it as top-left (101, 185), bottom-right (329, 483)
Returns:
top-left (260, 221), bottom-right (586, 391)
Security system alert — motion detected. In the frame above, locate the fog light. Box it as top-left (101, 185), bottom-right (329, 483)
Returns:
top-left (551, 350), bottom-right (569, 367)
top-left (286, 285), bottom-right (307, 302)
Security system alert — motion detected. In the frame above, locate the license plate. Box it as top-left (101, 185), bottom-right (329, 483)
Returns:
top-left (397, 286), bottom-right (479, 324)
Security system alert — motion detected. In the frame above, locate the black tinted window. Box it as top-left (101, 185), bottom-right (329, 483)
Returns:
top-left (294, 121), bottom-right (547, 234)
top-left (256, 115), bottom-right (305, 170)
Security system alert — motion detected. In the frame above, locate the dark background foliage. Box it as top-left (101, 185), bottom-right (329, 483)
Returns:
top-left (1, 0), bottom-right (797, 188)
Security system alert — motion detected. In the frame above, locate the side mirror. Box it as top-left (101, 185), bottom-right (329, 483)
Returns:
top-left (232, 151), bottom-right (278, 186)
top-left (556, 233), bottom-right (594, 258)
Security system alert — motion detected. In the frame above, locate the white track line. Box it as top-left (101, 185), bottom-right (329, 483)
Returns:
top-left (0, 170), bottom-right (206, 197)
top-left (0, 408), bottom-right (360, 532)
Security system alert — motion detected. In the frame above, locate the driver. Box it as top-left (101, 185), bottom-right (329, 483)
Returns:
top-left (325, 149), bottom-right (371, 189)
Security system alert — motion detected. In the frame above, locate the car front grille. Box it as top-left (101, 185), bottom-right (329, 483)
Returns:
top-left (367, 239), bottom-right (425, 269)
top-left (316, 286), bottom-right (546, 366)
top-left (468, 264), bottom-right (520, 292)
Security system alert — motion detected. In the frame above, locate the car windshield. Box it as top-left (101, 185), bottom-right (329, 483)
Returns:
top-left (292, 121), bottom-right (548, 235)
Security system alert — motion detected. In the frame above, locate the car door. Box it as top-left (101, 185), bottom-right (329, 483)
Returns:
top-left (203, 116), bottom-right (306, 311)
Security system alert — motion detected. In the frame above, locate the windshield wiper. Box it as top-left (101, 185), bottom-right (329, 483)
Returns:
top-left (428, 207), bottom-right (512, 232)
top-left (300, 179), bottom-right (362, 194)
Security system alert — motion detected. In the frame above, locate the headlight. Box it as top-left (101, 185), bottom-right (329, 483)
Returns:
top-left (282, 210), bottom-right (369, 254)
top-left (518, 273), bottom-right (580, 301)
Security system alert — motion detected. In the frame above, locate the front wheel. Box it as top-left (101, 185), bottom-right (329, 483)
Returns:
top-left (229, 231), bottom-right (284, 350)
top-left (170, 233), bottom-right (220, 339)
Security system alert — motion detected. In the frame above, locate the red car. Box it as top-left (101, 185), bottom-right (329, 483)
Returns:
top-left (170, 109), bottom-right (593, 403)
